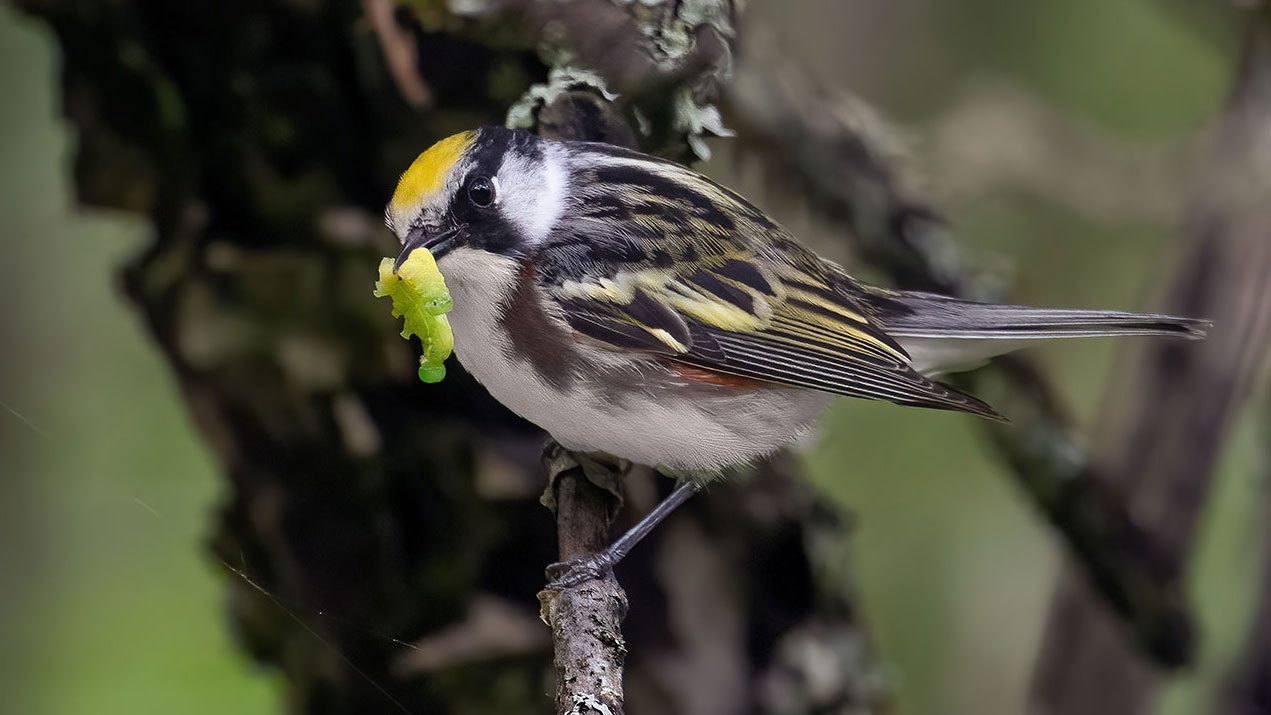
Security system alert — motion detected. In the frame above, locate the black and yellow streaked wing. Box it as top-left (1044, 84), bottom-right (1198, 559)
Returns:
top-left (674, 265), bottom-right (1000, 418)
top-left (534, 146), bottom-right (1000, 418)
top-left (537, 229), bottom-right (1000, 419)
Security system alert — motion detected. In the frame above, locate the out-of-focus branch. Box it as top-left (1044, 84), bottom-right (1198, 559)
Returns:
top-left (1033, 8), bottom-right (1271, 712)
top-left (725, 39), bottom-right (967, 294)
top-left (364, 0), bottom-right (433, 108)
top-left (1218, 403), bottom-right (1271, 715)
top-left (924, 81), bottom-right (1185, 225)
top-left (725, 31), bottom-right (1196, 666)
top-left (409, 0), bottom-right (736, 160)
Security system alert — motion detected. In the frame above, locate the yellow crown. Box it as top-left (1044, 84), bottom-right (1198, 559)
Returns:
top-left (390, 130), bottom-right (476, 214)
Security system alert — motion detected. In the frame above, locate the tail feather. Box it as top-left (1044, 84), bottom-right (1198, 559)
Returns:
top-left (872, 291), bottom-right (1210, 340)
top-left (865, 291), bottom-right (1210, 377)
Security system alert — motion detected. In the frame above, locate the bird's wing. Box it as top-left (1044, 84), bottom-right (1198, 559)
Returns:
top-left (534, 151), bottom-right (1001, 419)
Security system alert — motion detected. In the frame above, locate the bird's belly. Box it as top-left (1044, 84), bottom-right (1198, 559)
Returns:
top-left (457, 341), bottom-right (829, 471)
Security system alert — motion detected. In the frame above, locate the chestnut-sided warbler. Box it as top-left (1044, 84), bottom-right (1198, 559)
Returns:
top-left (386, 126), bottom-right (1206, 585)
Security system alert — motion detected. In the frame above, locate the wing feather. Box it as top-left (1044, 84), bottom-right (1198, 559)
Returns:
top-left (535, 148), bottom-right (1002, 420)
top-left (559, 289), bottom-right (691, 354)
top-left (681, 325), bottom-right (1000, 417)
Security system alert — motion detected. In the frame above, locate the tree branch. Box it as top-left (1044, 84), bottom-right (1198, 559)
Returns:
top-left (539, 445), bottom-right (629, 715)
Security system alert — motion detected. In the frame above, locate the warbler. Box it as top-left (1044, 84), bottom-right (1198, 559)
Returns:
top-left (387, 126), bottom-right (1206, 583)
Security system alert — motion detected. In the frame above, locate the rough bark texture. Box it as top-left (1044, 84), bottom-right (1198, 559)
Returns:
top-left (17, 1), bottom-right (886, 713)
top-left (540, 446), bottom-right (629, 715)
top-left (543, 579), bottom-right (629, 715)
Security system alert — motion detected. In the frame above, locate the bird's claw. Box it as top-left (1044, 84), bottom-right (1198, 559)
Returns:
top-left (545, 554), bottom-right (615, 589)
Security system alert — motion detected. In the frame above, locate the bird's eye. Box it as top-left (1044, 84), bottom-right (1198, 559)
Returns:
top-left (467, 176), bottom-right (495, 208)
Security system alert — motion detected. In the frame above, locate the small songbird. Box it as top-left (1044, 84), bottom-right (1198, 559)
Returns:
top-left (387, 126), bottom-right (1206, 584)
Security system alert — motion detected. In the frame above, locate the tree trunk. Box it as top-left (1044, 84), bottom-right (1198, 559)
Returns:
top-left (17, 1), bottom-right (886, 713)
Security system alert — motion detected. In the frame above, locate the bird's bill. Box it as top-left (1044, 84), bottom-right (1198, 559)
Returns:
top-left (395, 226), bottom-right (458, 271)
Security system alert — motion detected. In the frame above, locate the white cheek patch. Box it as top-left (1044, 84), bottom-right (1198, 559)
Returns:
top-left (497, 144), bottom-right (567, 245)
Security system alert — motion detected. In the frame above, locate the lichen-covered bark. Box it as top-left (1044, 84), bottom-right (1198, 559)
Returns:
top-left (18, 1), bottom-right (886, 712)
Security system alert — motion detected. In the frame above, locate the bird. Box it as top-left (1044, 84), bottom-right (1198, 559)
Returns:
top-left (386, 125), bottom-right (1207, 585)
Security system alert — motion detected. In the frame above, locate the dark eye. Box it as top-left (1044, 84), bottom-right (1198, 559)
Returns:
top-left (467, 176), bottom-right (495, 208)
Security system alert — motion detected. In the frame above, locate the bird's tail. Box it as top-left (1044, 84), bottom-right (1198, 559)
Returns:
top-left (869, 291), bottom-right (1209, 376)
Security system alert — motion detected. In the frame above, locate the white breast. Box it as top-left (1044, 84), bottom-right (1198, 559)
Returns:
top-left (436, 248), bottom-right (832, 472)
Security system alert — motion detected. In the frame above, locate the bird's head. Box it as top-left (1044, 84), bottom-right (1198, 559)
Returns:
top-left (386, 126), bottom-right (565, 270)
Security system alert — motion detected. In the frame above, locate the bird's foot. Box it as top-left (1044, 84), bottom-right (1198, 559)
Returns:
top-left (545, 552), bottom-right (616, 589)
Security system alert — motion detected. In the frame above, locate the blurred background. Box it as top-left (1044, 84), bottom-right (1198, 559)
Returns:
top-left (1, 1), bottom-right (1267, 714)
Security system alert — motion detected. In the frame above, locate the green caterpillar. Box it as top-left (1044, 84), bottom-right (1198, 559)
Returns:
top-left (374, 251), bottom-right (454, 383)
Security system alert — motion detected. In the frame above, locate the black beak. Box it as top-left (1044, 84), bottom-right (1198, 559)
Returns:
top-left (394, 226), bottom-right (458, 272)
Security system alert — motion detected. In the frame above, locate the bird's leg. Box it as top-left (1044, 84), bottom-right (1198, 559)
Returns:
top-left (546, 479), bottom-right (704, 588)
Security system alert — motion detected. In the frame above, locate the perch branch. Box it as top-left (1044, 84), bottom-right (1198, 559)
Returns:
top-left (539, 444), bottom-right (629, 715)
top-left (519, 75), bottom-right (645, 715)
top-left (508, 5), bottom-right (738, 710)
